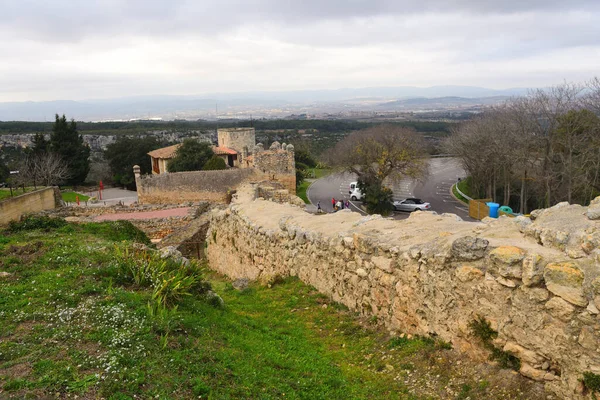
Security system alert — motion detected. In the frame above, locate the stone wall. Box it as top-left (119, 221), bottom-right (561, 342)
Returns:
top-left (253, 147), bottom-right (296, 193)
top-left (206, 187), bottom-right (600, 399)
top-left (217, 127), bottom-right (255, 154)
top-left (135, 168), bottom-right (257, 204)
top-left (0, 187), bottom-right (61, 225)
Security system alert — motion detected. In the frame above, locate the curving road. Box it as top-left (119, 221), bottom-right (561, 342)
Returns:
top-left (307, 158), bottom-right (471, 220)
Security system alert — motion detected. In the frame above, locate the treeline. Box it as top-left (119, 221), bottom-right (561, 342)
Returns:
top-left (446, 78), bottom-right (600, 213)
top-left (0, 119), bottom-right (452, 136)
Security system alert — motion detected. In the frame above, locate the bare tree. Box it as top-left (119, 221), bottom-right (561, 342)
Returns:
top-left (18, 153), bottom-right (70, 187)
top-left (329, 125), bottom-right (428, 214)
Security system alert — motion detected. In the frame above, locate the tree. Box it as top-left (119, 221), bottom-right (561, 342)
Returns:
top-left (31, 133), bottom-right (49, 155)
top-left (17, 153), bottom-right (70, 187)
top-left (168, 139), bottom-right (214, 172)
top-left (105, 136), bottom-right (169, 190)
top-left (202, 155), bottom-right (227, 171)
top-left (0, 159), bottom-right (9, 183)
top-left (329, 125), bottom-right (428, 215)
top-left (49, 114), bottom-right (90, 185)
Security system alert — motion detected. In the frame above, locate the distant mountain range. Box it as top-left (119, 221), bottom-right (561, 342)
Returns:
top-left (0, 85), bottom-right (531, 121)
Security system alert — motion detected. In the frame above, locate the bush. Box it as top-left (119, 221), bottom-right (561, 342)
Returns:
top-left (202, 156), bottom-right (227, 171)
top-left (7, 215), bottom-right (67, 232)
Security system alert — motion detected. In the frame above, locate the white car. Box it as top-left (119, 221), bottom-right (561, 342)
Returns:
top-left (393, 198), bottom-right (431, 212)
top-left (348, 181), bottom-right (363, 201)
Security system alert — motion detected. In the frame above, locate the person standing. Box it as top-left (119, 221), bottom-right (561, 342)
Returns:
top-left (317, 201), bottom-right (322, 213)
top-left (331, 197), bottom-right (336, 211)
top-left (345, 200), bottom-right (350, 209)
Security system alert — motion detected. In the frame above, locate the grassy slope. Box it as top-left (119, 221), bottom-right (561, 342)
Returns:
top-left (0, 220), bottom-right (543, 399)
top-left (296, 181), bottom-right (310, 204)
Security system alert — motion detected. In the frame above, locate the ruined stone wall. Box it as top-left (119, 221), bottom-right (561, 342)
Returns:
top-left (253, 148), bottom-right (296, 193)
top-left (0, 187), bottom-right (61, 225)
top-left (135, 169), bottom-right (257, 204)
top-left (217, 128), bottom-right (255, 153)
top-left (206, 188), bottom-right (600, 399)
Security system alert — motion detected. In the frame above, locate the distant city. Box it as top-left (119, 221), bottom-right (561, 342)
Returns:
top-left (0, 85), bottom-right (530, 122)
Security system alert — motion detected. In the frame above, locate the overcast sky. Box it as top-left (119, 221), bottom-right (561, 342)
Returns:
top-left (1, 0), bottom-right (599, 102)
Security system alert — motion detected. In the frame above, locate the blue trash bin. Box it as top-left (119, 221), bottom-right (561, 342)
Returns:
top-left (486, 202), bottom-right (500, 218)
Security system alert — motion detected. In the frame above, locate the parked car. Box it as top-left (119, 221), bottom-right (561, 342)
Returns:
top-left (348, 181), bottom-right (363, 201)
top-left (393, 198), bottom-right (431, 212)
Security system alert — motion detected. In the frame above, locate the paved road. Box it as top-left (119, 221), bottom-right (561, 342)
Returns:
top-left (307, 158), bottom-right (471, 220)
top-left (81, 187), bottom-right (138, 207)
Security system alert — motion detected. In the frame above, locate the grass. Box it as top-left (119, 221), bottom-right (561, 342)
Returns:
top-left (0, 187), bottom-right (36, 201)
top-left (61, 191), bottom-right (90, 203)
top-left (296, 181), bottom-right (311, 204)
top-left (452, 177), bottom-right (474, 204)
top-left (0, 219), bottom-right (543, 399)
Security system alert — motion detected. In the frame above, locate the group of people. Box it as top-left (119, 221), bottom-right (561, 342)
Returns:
top-left (316, 198), bottom-right (350, 213)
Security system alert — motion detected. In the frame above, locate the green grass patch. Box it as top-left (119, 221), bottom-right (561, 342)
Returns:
top-left (0, 222), bottom-right (540, 399)
top-left (0, 187), bottom-right (36, 201)
top-left (452, 176), bottom-right (474, 204)
top-left (296, 181), bottom-right (311, 204)
top-left (61, 191), bottom-right (90, 203)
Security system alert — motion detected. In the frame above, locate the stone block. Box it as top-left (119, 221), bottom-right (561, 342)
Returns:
top-left (490, 246), bottom-right (526, 279)
top-left (544, 297), bottom-right (576, 321)
top-left (451, 236), bottom-right (489, 261)
top-left (522, 254), bottom-right (544, 287)
top-left (543, 262), bottom-right (587, 307)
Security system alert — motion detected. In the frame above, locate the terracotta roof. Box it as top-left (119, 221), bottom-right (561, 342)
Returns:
top-left (213, 146), bottom-right (237, 155)
top-left (148, 144), bottom-right (181, 159)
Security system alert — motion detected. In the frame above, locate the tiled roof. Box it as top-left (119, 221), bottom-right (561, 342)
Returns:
top-left (213, 146), bottom-right (237, 155)
top-left (148, 144), bottom-right (181, 159)
top-left (148, 144), bottom-right (237, 159)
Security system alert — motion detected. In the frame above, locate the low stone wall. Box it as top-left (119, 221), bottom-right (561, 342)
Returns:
top-left (206, 187), bottom-right (600, 399)
top-left (0, 187), bottom-right (61, 225)
top-left (136, 169), bottom-right (257, 204)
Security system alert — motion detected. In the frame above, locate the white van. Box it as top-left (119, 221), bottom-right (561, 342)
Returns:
top-left (348, 181), bottom-right (364, 201)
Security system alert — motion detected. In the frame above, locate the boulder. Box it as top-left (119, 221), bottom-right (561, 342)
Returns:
top-left (451, 236), bottom-right (489, 261)
top-left (543, 262), bottom-right (587, 307)
top-left (544, 297), bottom-right (576, 321)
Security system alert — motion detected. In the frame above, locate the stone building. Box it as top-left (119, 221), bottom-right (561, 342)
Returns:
top-left (148, 143), bottom-right (181, 174)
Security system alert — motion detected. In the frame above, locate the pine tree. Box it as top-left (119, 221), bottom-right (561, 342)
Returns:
top-left (31, 133), bottom-right (49, 155)
top-left (49, 114), bottom-right (90, 185)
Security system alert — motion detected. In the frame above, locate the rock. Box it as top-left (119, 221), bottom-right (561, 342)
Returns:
top-left (371, 256), bottom-right (393, 273)
top-left (232, 278), bottom-right (249, 291)
top-left (503, 342), bottom-right (544, 365)
top-left (520, 363), bottom-right (546, 381)
top-left (455, 265), bottom-right (484, 282)
top-left (586, 204), bottom-right (600, 220)
top-left (522, 254), bottom-right (544, 287)
top-left (490, 246), bottom-right (526, 279)
top-left (578, 327), bottom-right (597, 350)
top-left (0, 272), bottom-right (12, 278)
top-left (496, 276), bottom-right (517, 288)
top-left (356, 268), bottom-right (368, 278)
top-left (205, 290), bottom-right (225, 308)
top-left (160, 246), bottom-right (183, 260)
top-left (451, 236), bottom-right (489, 261)
top-left (514, 215), bottom-right (532, 232)
top-left (543, 262), bottom-right (587, 307)
top-left (544, 297), bottom-right (576, 321)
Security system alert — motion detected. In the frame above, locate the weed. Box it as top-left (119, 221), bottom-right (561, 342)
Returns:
top-left (81, 221), bottom-right (151, 244)
top-left (469, 315), bottom-right (520, 371)
top-left (583, 371), bottom-right (600, 393)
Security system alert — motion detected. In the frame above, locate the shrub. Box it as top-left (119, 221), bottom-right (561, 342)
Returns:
top-left (7, 215), bottom-right (67, 232)
top-left (202, 155), bottom-right (227, 171)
